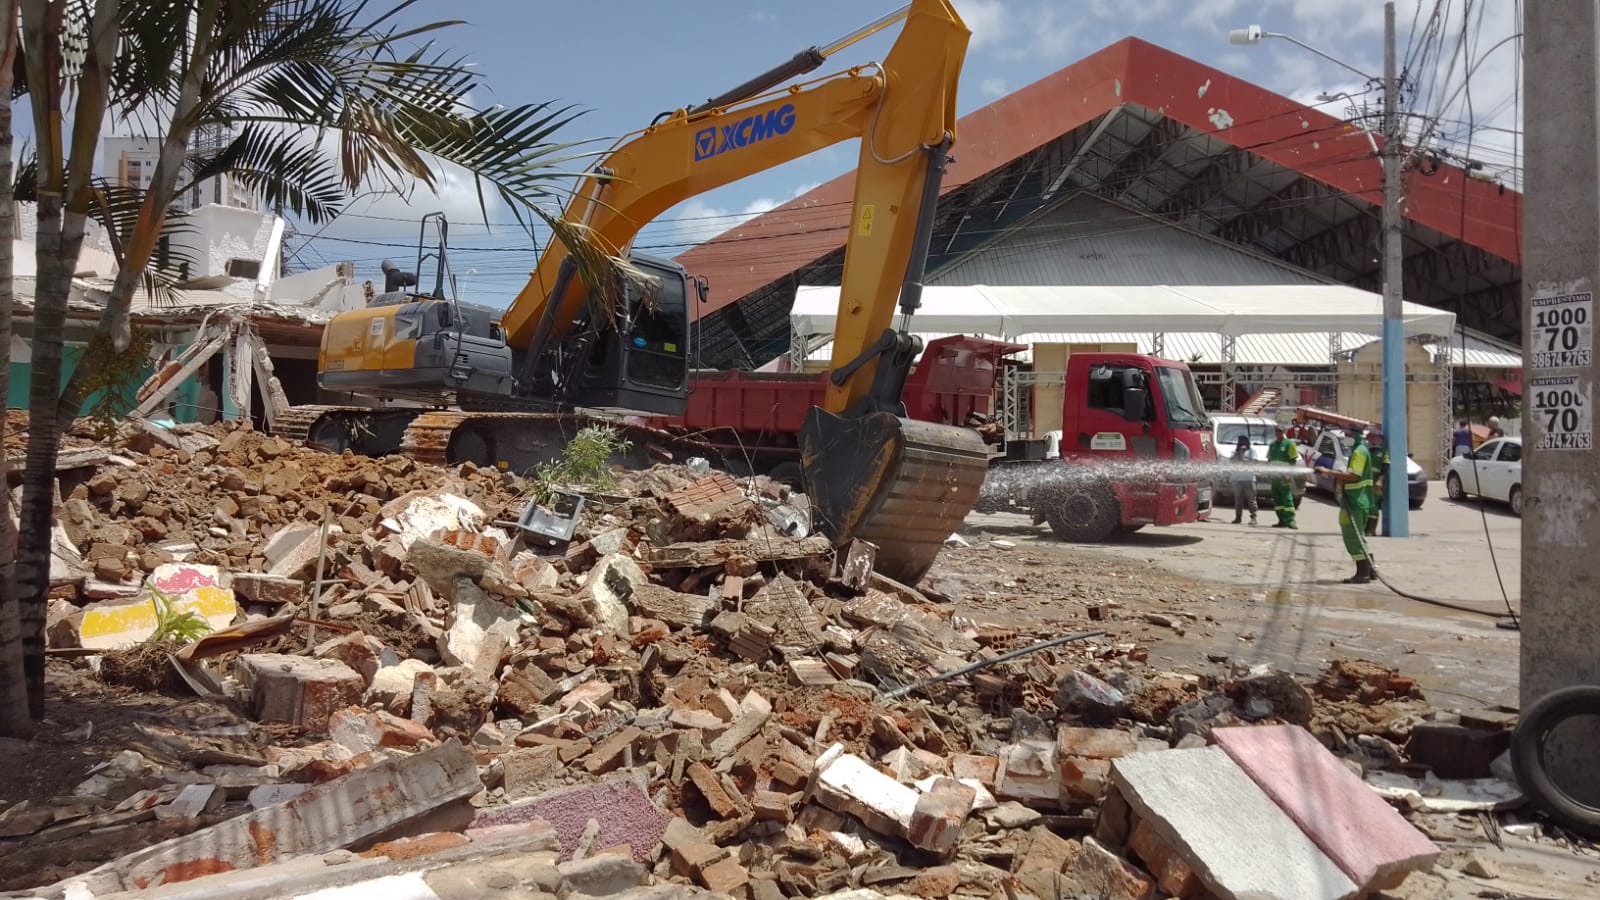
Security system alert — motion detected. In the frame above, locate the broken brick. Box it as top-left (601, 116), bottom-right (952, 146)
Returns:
top-left (237, 654), bottom-right (364, 731)
top-left (686, 762), bottom-right (743, 819)
top-left (908, 777), bottom-right (977, 854)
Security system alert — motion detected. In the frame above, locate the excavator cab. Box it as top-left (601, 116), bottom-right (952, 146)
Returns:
top-left (518, 252), bottom-right (693, 417)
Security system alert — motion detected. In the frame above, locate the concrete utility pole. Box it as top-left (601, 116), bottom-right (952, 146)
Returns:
top-left (1378, 0), bottom-right (1410, 538)
top-left (1522, 2), bottom-right (1600, 800)
top-left (1229, 4), bottom-right (1409, 536)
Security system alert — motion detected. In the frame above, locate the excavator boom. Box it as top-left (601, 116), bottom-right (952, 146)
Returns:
top-left (314, 1), bottom-right (986, 585)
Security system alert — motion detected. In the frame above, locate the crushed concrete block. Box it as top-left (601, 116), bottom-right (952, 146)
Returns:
top-left (559, 853), bottom-right (648, 896)
top-left (267, 526), bottom-right (329, 580)
top-left (687, 762), bottom-right (743, 819)
top-left (69, 740), bottom-right (480, 894)
top-left (908, 777), bottom-right (976, 854)
top-left (503, 745), bottom-right (563, 800)
top-left (498, 660), bottom-right (559, 715)
top-left (629, 583), bottom-right (717, 631)
top-left (582, 554), bottom-right (648, 634)
top-left (1111, 746), bottom-right (1359, 900)
top-left (237, 654), bottom-right (365, 731)
top-left (1405, 722), bottom-right (1511, 780)
top-left (709, 690), bottom-right (772, 757)
top-left (1212, 725), bottom-right (1441, 890)
top-left (365, 659), bottom-right (433, 715)
top-left (227, 572), bottom-right (305, 606)
top-left (1061, 836), bottom-right (1157, 900)
top-left (328, 706), bottom-right (436, 753)
top-left (153, 784), bottom-right (223, 822)
top-left (996, 739), bottom-right (1059, 807)
top-left (313, 631), bottom-right (389, 685)
top-left (810, 743), bottom-right (919, 837)
top-left (438, 579), bottom-right (520, 670)
top-left (1128, 818), bottom-right (1202, 898)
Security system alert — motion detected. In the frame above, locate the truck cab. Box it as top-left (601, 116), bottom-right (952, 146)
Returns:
top-left (1059, 353), bottom-right (1215, 464)
top-left (980, 353), bottom-right (1214, 542)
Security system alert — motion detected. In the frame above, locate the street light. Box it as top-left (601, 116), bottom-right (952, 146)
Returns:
top-left (1230, 3), bottom-right (1410, 539)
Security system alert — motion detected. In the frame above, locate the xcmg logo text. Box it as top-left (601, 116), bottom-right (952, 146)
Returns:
top-left (694, 104), bottom-right (797, 161)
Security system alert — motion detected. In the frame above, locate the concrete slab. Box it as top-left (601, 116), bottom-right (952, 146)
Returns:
top-left (1110, 746), bottom-right (1359, 900)
top-left (1212, 725), bottom-right (1440, 890)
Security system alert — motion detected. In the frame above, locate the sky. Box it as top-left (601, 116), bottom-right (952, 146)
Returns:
top-left (273, 0), bottom-right (1523, 308)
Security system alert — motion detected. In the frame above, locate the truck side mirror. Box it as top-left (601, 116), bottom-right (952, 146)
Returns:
top-left (1124, 385), bottom-right (1149, 422)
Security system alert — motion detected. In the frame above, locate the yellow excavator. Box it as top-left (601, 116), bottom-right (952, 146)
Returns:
top-left (296, 0), bottom-right (986, 583)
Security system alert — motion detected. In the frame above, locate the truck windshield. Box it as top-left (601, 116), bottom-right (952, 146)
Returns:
top-left (1217, 421), bottom-right (1274, 446)
top-left (1155, 366), bottom-right (1208, 430)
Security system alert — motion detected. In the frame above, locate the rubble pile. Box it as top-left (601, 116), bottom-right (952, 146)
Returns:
top-left (0, 420), bottom-right (1521, 898)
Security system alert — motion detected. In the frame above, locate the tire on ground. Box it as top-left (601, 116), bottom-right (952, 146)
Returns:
top-left (1039, 481), bottom-right (1120, 542)
top-left (1511, 685), bottom-right (1600, 838)
top-left (768, 461), bottom-right (804, 489)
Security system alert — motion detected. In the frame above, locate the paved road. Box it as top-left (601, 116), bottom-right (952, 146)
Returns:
top-left (1101, 481), bottom-right (1521, 608)
top-left (965, 481), bottom-right (1524, 707)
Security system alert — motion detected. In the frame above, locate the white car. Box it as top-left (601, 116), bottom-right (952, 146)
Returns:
top-left (1445, 436), bottom-right (1523, 516)
top-left (1302, 429), bottom-right (1429, 509)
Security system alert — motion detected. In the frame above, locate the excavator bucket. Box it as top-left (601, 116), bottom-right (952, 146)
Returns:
top-left (800, 408), bottom-right (992, 585)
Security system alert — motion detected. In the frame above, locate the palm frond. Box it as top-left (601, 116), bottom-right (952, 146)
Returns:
top-left (186, 123), bottom-right (348, 221)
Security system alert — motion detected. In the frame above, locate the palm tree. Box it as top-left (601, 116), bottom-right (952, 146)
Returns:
top-left (58, 0), bottom-right (616, 414)
top-left (0, 0), bottom-right (27, 738)
top-left (0, 0), bottom-right (624, 726)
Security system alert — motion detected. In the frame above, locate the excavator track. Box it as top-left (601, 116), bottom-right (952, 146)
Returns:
top-left (271, 405), bottom-right (428, 456)
top-left (398, 410), bottom-right (720, 472)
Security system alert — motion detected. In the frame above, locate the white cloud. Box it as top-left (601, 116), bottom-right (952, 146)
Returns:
top-left (980, 77), bottom-right (1009, 98)
top-left (1182, 0), bottom-right (1244, 32)
top-left (745, 11), bottom-right (777, 25)
top-left (952, 0), bottom-right (1014, 51)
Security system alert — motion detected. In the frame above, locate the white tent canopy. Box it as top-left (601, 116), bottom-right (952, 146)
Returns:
top-left (790, 284), bottom-right (1458, 341)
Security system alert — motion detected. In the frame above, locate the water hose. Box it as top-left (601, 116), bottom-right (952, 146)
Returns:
top-left (1338, 489), bottom-right (1521, 629)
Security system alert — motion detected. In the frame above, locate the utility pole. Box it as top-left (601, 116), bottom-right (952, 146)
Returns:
top-left (1379, 0), bottom-right (1409, 538)
top-left (1522, 2), bottom-right (1600, 801)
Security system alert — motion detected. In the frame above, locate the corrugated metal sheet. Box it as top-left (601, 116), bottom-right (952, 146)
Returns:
top-left (795, 330), bottom-right (1524, 370)
top-left (931, 192), bottom-right (1331, 287)
top-left (1347, 332), bottom-right (1524, 368)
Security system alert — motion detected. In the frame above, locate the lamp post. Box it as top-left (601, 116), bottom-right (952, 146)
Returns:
top-left (1230, 2), bottom-right (1409, 538)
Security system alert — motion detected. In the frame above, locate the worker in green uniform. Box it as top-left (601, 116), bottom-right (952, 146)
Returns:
top-left (1266, 424), bottom-right (1299, 529)
top-left (1365, 426), bottom-right (1389, 537)
top-left (1316, 429), bottom-right (1377, 584)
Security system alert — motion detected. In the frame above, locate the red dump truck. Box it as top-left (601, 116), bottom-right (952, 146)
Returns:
top-left (651, 340), bottom-right (1215, 544)
top-left (975, 351), bottom-right (1216, 541)
top-left (646, 335), bottom-right (1022, 483)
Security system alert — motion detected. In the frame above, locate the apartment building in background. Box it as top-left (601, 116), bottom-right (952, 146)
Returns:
top-left (102, 134), bottom-right (260, 212)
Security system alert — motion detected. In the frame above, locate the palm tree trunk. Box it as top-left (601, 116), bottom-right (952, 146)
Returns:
top-left (58, 1), bottom-right (216, 422)
top-left (13, 0), bottom-right (117, 717)
top-left (0, 0), bottom-right (30, 738)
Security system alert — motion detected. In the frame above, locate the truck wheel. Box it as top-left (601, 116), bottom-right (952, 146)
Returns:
top-left (1511, 685), bottom-right (1600, 837)
top-left (1040, 483), bottom-right (1119, 543)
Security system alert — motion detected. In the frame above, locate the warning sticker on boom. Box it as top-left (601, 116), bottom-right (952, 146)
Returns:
top-left (1531, 291), bottom-right (1592, 369)
top-left (1530, 374), bottom-right (1593, 451)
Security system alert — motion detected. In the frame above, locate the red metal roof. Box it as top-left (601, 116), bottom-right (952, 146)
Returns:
top-left (677, 36), bottom-right (1522, 321)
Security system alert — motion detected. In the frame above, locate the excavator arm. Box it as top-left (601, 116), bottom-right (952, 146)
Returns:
top-left (513, 0), bottom-right (986, 583)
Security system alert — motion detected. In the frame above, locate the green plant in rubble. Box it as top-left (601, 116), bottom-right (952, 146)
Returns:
top-left (532, 426), bottom-right (631, 503)
top-left (81, 327), bottom-right (155, 439)
top-left (146, 587), bottom-right (213, 645)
